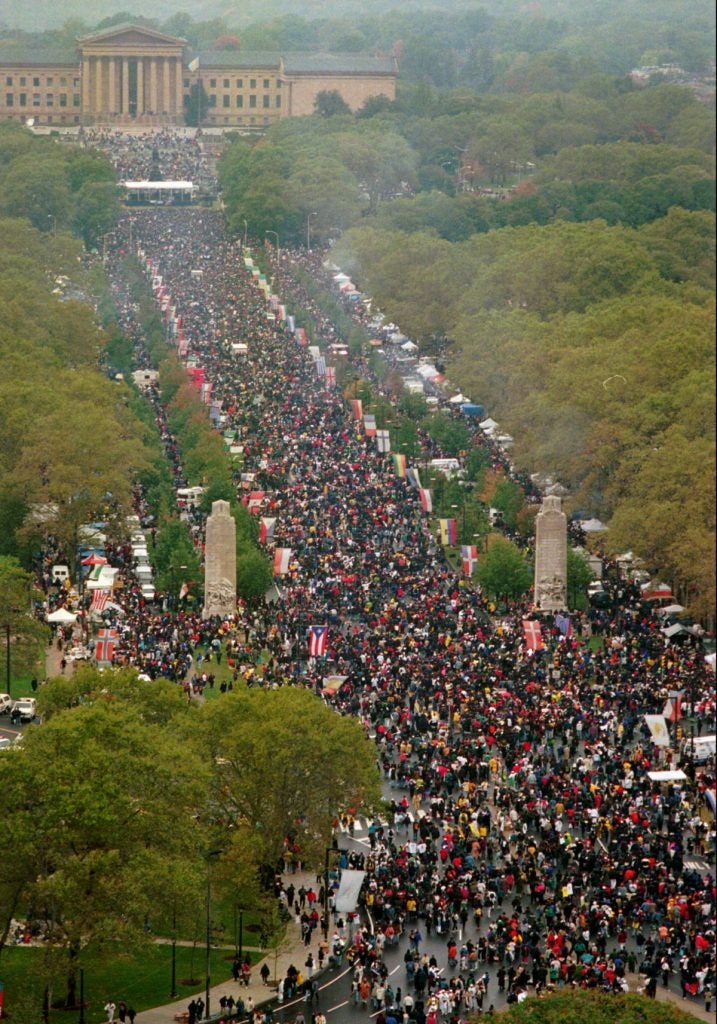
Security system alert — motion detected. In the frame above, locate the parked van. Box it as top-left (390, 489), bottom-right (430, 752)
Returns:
top-left (52, 565), bottom-right (70, 583)
top-left (137, 565), bottom-right (153, 583)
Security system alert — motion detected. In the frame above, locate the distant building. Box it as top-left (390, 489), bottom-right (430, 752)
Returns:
top-left (0, 23), bottom-right (397, 129)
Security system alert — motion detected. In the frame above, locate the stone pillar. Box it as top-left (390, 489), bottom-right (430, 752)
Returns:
top-left (202, 500), bottom-right (237, 619)
top-left (150, 58), bottom-right (158, 114)
top-left (137, 57), bottom-right (144, 115)
top-left (163, 58), bottom-right (170, 115)
top-left (533, 495), bottom-right (568, 612)
top-left (108, 57), bottom-right (116, 115)
top-left (95, 56), bottom-right (103, 116)
top-left (81, 58), bottom-right (91, 117)
top-left (175, 58), bottom-right (184, 123)
top-left (122, 57), bottom-right (129, 115)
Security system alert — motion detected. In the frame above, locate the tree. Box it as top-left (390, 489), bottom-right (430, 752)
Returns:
top-left (499, 988), bottom-right (703, 1024)
top-left (72, 180), bottom-right (122, 249)
top-left (0, 556), bottom-right (47, 689)
top-left (0, 155), bottom-right (73, 232)
top-left (0, 698), bottom-right (209, 1003)
top-left (198, 687), bottom-right (381, 885)
top-left (567, 547), bottom-right (594, 606)
top-left (475, 537), bottom-right (532, 600)
top-left (314, 90), bottom-right (351, 118)
top-left (236, 549), bottom-right (273, 602)
top-left (185, 82), bottom-right (210, 127)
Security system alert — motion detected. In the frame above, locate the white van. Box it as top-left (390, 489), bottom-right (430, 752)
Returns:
top-left (52, 565), bottom-right (70, 583)
top-left (137, 565), bottom-right (153, 583)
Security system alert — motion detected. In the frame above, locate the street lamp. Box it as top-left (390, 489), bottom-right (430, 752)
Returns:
top-left (47, 214), bottom-right (56, 235)
top-left (265, 229), bottom-right (280, 264)
top-left (306, 211), bottom-right (317, 251)
top-left (204, 849), bottom-right (224, 1019)
top-left (242, 219), bottom-right (248, 249)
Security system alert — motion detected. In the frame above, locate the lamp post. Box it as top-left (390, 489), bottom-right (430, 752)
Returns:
top-left (265, 229), bottom-right (280, 264)
top-left (242, 219), bottom-right (248, 249)
top-left (306, 211), bottom-right (317, 251)
top-left (204, 848), bottom-right (223, 1019)
top-left (170, 902), bottom-right (178, 998)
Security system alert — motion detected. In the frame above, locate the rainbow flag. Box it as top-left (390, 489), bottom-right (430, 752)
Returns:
top-left (393, 453), bottom-right (407, 478)
top-left (439, 518), bottom-right (457, 546)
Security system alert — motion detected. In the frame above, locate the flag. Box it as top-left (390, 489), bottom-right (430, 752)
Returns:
top-left (188, 57), bottom-right (200, 73)
top-left (419, 488), bottom-right (433, 513)
top-left (393, 453), bottom-right (407, 478)
top-left (406, 466), bottom-right (422, 489)
top-left (351, 399), bottom-right (363, 421)
top-left (308, 624), bottom-right (328, 657)
top-left (363, 414), bottom-right (377, 436)
top-left (461, 545), bottom-right (478, 576)
top-left (315, 356), bottom-right (326, 376)
top-left (273, 548), bottom-right (293, 575)
top-left (95, 627), bottom-right (117, 663)
top-left (439, 518), bottom-right (457, 546)
top-left (90, 588), bottom-right (110, 613)
top-left (522, 619), bottom-right (543, 651)
top-left (376, 429), bottom-right (391, 454)
top-left (555, 613), bottom-right (572, 637)
top-left (247, 490), bottom-right (265, 514)
top-left (325, 367), bottom-right (336, 388)
top-left (260, 517), bottom-right (276, 544)
top-left (296, 327), bottom-right (307, 345)
top-left (179, 581), bottom-right (189, 600)
top-left (644, 714), bottom-right (671, 747)
top-left (663, 693), bottom-right (682, 722)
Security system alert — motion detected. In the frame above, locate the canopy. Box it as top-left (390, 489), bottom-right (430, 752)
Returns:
top-left (448, 393), bottom-right (466, 403)
top-left (580, 518), bottom-right (608, 533)
top-left (656, 604), bottom-right (686, 616)
top-left (480, 417), bottom-right (498, 431)
top-left (647, 770), bottom-right (687, 782)
top-left (333, 272), bottom-right (350, 282)
top-left (47, 607), bottom-right (77, 624)
top-left (662, 622), bottom-right (688, 638)
top-left (401, 341), bottom-right (418, 352)
top-left (81, 553), bottom-right (107, 566)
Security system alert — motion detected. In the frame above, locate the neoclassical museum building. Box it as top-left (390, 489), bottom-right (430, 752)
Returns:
top-left (0, 23), bottom-right (397, 129)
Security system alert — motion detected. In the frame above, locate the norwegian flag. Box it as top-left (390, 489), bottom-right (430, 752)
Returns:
top-left (523, 619), bottom-right (543, 651)
top-left (273, 548), bottom-right (293, 575)
top-left (308, 624), bottom-right (328, 657)
top-left (90, 588), bottom-right (111, 613)
top-left (95, 627), bottom-right (117, 663)
top-left (419, 488), bottom-right (433, 513)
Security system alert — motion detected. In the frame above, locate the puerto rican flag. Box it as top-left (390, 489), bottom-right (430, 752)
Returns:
top-left (273, 548), bottom-right (293, 576)
top-left (309, 625), bottom-right (329, 657)
top-left (90, 588), bottom-right (111, 613)
top-left (523, 619), bottom-right (543, 651)
top-left (95, 627), bottom-right (117, 663)
top-left (419, 488), bottom-right (433, 513)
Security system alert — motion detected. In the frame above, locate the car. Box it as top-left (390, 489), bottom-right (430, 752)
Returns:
top-left (587, 580), bottom-right (605, 597)
top-left (0, 736), bottom-right (13, 751)
top-left (11, 698), bottom-right (37, 723)
top-left (140, 584), bottom-right (156, 602)
top-left (0, 693), bottom-right (13, 715)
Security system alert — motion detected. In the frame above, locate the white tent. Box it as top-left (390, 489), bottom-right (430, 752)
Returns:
top-left (580, 518), bottom-right (608, 533)
top-left (647, 770), bottom-right (687, 782)
top-left (47, 607), bottom-right (77, 624)
top-left (448, 393), bottom-right (466, 403)
top-left (401, 340), bottom-right (418, 352)
top-left (333, 272), bottom-right (350, 282)
top-left (656, 604), bottom-right (686, 617)
top-left (480, 417), bottom-right (499, 432)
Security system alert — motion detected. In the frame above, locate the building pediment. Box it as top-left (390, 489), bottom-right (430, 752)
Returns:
top-left (78, 24), bottom-right (186, 51)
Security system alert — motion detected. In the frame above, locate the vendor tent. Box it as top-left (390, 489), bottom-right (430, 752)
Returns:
top-left (47, 608), bottom-right (77, 624)
top-left (580, 518), bottom-right (608, 533)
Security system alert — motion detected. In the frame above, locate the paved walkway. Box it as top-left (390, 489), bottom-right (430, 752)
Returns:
top-left (137, 871), bottom-right (325, 1024)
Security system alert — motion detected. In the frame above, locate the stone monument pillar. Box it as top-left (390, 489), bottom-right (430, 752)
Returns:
top-left (533, 495), bottom-right (567, 611)
top-left (202, 500), bottom-right (237, 619)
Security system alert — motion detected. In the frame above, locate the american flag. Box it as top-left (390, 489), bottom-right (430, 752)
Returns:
top-left (90, 588), bottom-right (111, 613)
top-left (308, 625), bottom-right (328, 657)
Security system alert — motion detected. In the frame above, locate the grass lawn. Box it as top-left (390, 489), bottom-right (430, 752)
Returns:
top-left (0, 944), bottom-right (241, 1023)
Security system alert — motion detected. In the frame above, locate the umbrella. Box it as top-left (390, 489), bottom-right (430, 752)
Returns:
top-left (47, 607), bottom-right (77, 624)
top-left (81, 553), bottom-right (108, 566)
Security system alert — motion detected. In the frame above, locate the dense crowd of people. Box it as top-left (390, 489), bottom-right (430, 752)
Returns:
top-left (81, 127), bottom-right (219, 192)
top-left (71, 182), bottom-right (716, 1017)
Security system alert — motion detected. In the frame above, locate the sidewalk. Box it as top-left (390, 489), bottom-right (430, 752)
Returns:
top-left (137, 870), bottom-right (325, 1024)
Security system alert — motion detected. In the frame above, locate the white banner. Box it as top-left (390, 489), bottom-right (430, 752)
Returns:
top-left (645, 714), bottom-right (671, 747)
top-left (334, 869), bottom-right (366, 913)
